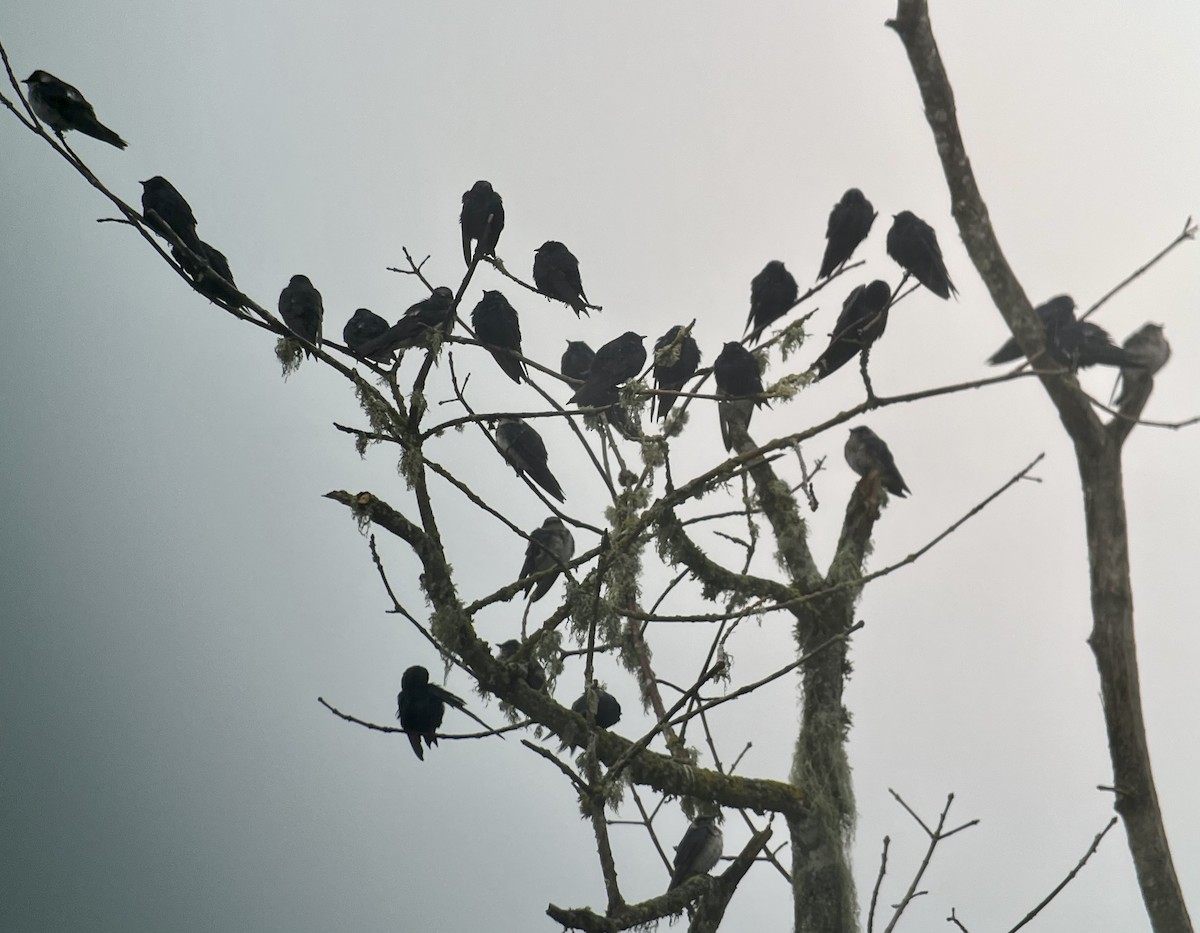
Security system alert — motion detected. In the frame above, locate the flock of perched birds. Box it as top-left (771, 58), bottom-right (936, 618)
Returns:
top-left (27, 66), bottom-right (1174, 895)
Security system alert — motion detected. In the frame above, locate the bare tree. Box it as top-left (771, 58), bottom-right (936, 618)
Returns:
top-left (1, 4), bottom-right (1193, 931)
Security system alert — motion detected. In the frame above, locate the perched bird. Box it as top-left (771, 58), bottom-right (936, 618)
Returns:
top-left (496, 418), bottom-right (565, 502)
top-left (22, 70), bottom-right (127, 149)
top-left (818, 188), bottom-right (876, 280)
top-left (278, 274), bottom-right (324, 356)
top-left (342, 308), bottom-right (394, 363)
top-left (533, 241), bottom-right (590, 317)
top-left (713, 342), bottom-right (765, 452)
top-left (497, 640), bottom-right (546, 691)
top-left (172, 240), bottom-right (240, 308)
top-left (886, 211), bottom-right (956, 299)
top-left (471, 290), bottom-right (525, 383)
top-left (560, 341), bottom-right (596, 383)
top-left (518, 517), bottom-right (575, 602)
top-left (460, 180), bottom-right (505, 265)
top-left (668, 815), bottom-right (724, 891)
top-left (811, 280), bottom-right (893, 380)
top-left (845, 426), bottom-right (909, 498)
top-left (652, 325), bottom-right (701, 420)
top-left (571, 331), bottom-right (646, 407)
top-left (396, 665), bottom-right (469, 761)
top-left (140, 176), bottom-right (203, 252)
top-left (571, 684), bottom-right (621, 728)
top-left (744, 261), bottom-right (799, 344)
top-left (987, 296), bottom-right (1138, 371)
top-left (1113, 323), bottom-right (1171, 407)
top-left (357, 287), bottom-right (456, 358)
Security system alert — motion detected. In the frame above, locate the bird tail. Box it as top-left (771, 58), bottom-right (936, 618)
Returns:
top-left (84, 120), bottom-right (127, 149)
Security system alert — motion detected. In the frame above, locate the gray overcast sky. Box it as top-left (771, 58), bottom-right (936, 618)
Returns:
top-left (2, 2), bottom-right (1198, 931)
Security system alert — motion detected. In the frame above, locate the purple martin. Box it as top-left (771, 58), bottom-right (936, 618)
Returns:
top-left (342, 308), bottom-right (394, 363)
top-left (533, 241), bottom-right (590, 317)
top-left (886, 211), bottom-right (956, 299)
top-left (845, 426), bottom-right (909, 498)
top-left (171, 240), bottom-right (240, 308)
top-left (668, 815), bottom-right (724, 891)
top-left (471, 290), bottom-right (525, 383)
top-left (561, 341), bottom-right (595, 383)
top-left (22, 70), bottom-right (127, 149)
top-left (572, 683), bottom-right (621, 728)
top-left (1113, 323), bottom-right (1171, 407)
top-left (497, 640), bottom-right (546, 691)
top-left (518, 517), bottom-right (575, 603)
top-left (987, 296), bottom-right (1137, 371)
top-left (811, 280), bottom-right (892, 380)
top-left (396, 665), bottom-right (469, 761)
top-left (356, 287), bottom-right (456, 359)
top-left (818, 188), bottom-right (876, 281)
top-left (571, 332), bottom-right (646, 407)
top-left (278, 274), bottom-right (324, 356)
top-left (496, 417), bottom-right (565, 502)
top-left (140, 176), bottom-right (203, 253)
top-left (652, 325), bottom-right (701, 420)
top-left (713, 342), bottom-right (765, 451)
top-left (744, 261), bottom-right (799, 344)
top-left (460, 180), bottom-right (505, 265)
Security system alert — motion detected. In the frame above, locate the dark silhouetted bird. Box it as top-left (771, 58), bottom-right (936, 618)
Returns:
top-left (140, 176), bottom-right (202, 252)
top-left (471, 290), bottom-right (525, 383)
top-left (652, 325), bottom-right (701, 420)
top-left (561, 341), bottom-right (595, 383)
top-left (668, 815), bottom-right (724, 891)
top-left (396, 665), bottom-right (469, 761)
top-left (172, 240), bottom-right (240, 308)
top-left (496, 418), bottom-right (565, 502)
top-left (818, 188), bottom-right (876, 280)
top-left (518, 517), bottom-right (575, 602)
top-left (811, 280), bottom-right (893, 380)
top-left (342, 308), bottom-right (394, 363)
top-left (845, 426), bottom-right (909, 498)
top-left (357, 287), bottom-right (456, 359)
top-left (886, 211), bottom-right (956, 299)
top-left (461, 180), bottom-right (505, 265)
top-left (713, 342), bottom-right (765, 451)
top-left (22, 70), bottom-right (127, 149)
top-left (533, 241), bottom-right (590, 317)
top-left (1113, 323), bottom-right (1171, 407)
top-left (497, 640), bottom-right (546, 691)
top-left (744, 261), bottom-right (799, 344)
top-left (278, 274), bottom-right (324, 356)
top-left (571, 332), bottom-right (646, 406)
top-left (572, 684), bottom-right (621, 728)
top-left (987, 295), bottom-right (1138, 371)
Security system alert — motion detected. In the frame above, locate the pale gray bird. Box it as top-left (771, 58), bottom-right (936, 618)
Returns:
top-left (278, 274), bottom-right (324, 356)
top-left (668, 815), bottom-right (724, 891)
top-left (22, 69), bottom-right (127, 149)
top-left (497, 639), bottom-right (546, 691)
top-left (518, 517), bottom-right (575, 602)
top-left (496, 418), bottom-right (565, 502)
top-left (845, 426), bottom-right (909, 498)
top-left (1112, 323), bottom-right (1172, 407)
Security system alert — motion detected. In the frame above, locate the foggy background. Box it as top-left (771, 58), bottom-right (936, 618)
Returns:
top-left (2, 2), bottom-right (1197, 931)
